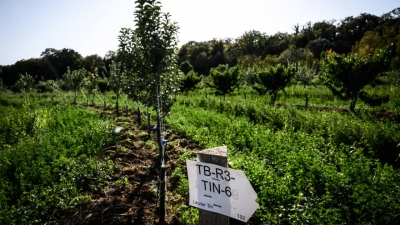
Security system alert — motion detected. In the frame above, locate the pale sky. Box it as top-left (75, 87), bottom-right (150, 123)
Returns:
top-left (0, 0), bottom-right (398, 65)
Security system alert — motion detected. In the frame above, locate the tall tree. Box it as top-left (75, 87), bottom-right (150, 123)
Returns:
top-left (208, 39), bottom-right (226, 68)
top-left (335, 13), bottom-right (380, 53)
top-left (81, 54), bottom-right (105, 75)
top-left (40, 48), bottom-right (83, 80)
top-left (179, 61), bottom-right (194, 75)
top-left (236, 30), bottom-right (269, 57)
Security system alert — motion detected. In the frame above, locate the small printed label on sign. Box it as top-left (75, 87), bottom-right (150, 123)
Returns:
top-left (186, 160), bottom-right (259, 222)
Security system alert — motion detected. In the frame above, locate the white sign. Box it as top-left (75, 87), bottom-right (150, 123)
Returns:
top-left (186, 160), bottom-right (259, 222)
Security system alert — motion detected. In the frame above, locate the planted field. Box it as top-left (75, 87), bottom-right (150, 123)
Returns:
top-left (167, 86), bottom-right (400, 224)
top-left (1, 81), bottom-right (400, 224)
top-left (0, 95), bottom-right (117, 224)
top-left (0, 92), bottom-right (200, 224)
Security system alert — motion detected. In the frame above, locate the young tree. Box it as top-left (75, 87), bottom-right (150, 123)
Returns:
top-left (294, 62), bottom-right (317, 107)
top-left (252, 64), bottom-right (296, 104)
top-left (118, 0), bottom-right (180, 118)
top-left (180, 70), bottom-right (201, 95)
top-left (320, 45), bottom-right (392, 111)
top-left (13, 73), bottom-right (35, 93)
top-left (103, 61), bottom-right (126, 115)
top-left (82, 69), bottom-right (100, 106)
top-left (118, 1), bottom-right (180, 222)
top-left (37, 79), bottom-right (59, 93)
top-left (63, 67), bottom-right (86, 104)
top-left (207, 64), bottom-right (241, 98)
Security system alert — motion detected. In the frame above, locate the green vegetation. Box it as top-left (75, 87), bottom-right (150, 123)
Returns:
top-left (0, 94), bottom-right (117, 224)
top-left (62, 67), bottom-right (86, 104)
top-left (320, 45), bottom-right (393, 111)
top-left (207, 65), bottom-right (241, 97)
top-left (12, 73), bottom-right (35, 93)
top-left (180, 70), bottom-right (201, 95)
top-left (0, 4), bottom-right (400, 225)
top-left (252, 64), bottom-right (296, 104)
top-left (167, 86), bottom-right (400, 224)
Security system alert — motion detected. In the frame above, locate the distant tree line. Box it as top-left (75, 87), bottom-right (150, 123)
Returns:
top-left (1, 7), bottom-right (399, 94)
top-left (177, 7), bottom-right (400, 75)
top-left (0, 48), bottom-right (122, 87)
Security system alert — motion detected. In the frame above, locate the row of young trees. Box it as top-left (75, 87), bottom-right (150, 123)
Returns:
top-left (179, 44), bottom-right (396, 112)
top-left (4, 43), bottom-right (397, 114)
top-left (6, 44), bottom-right (395, 115)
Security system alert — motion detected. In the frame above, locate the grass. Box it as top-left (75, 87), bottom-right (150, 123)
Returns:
top-left (167, 84), bottom-right (400, 224)
top-left (0, 93), bottom-right (117, 224)
top-left (1, 82), bottom-right (399, 224)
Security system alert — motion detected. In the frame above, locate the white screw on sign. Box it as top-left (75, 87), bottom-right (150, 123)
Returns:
top-left (186, 160), bottom-right (259, 222)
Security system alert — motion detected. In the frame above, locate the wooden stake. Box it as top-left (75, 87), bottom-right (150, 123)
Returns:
top-left (197, 146), bottom-right (229, 225)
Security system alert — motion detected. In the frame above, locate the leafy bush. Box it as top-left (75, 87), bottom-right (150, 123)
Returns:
top-left (36, 79), bottom-right (59, 93)
top-left (12, 73), bottom-right (35, 93)
top-left (207, 64), bottom-right (241, 97)
top-left (252, 64), bottom-right (296, 104)
top-left (180, 70), bottom-right (201, 95)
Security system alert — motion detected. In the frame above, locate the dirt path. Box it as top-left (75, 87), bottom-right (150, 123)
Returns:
top-left (58, 106), bottom-right (199, 225)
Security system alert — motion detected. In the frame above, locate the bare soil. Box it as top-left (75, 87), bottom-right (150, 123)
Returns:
top-left (57, 105), bottom-right (200, 225)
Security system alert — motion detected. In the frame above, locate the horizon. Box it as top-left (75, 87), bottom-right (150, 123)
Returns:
top-left (0, 0), bottom-right (399, 66)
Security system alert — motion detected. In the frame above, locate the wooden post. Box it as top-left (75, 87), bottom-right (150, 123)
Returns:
top-left (137, 104), bottom-right (142, 126)
top-left (116, 100), bottom-right (119, 116)
top-left (147, 111), bottom-right (151, 139)
top-left (197, 146), bottom-right (229, 225)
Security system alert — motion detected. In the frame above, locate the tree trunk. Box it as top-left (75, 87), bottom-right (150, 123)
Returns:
top-left (305, 94), bottom-right (309, 108)
top-left (270, 91), bottom-right (277, 105)
top-left (116, 93), bottom-right (120, 116)
top-left (147, 110), bottom-right (151, 139)
top-left (155, 96), bottom-right (165, 225)
top-left (305, 87), bottom-right (308, 108)
top-left (137, 101), bottom-right (141, 126)
top-left (350, 95), bottom-right (358, 112)
top-left (74, 90), bottom-right (77, 105)
top-left (116, 100), bottom-right (119, 116)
